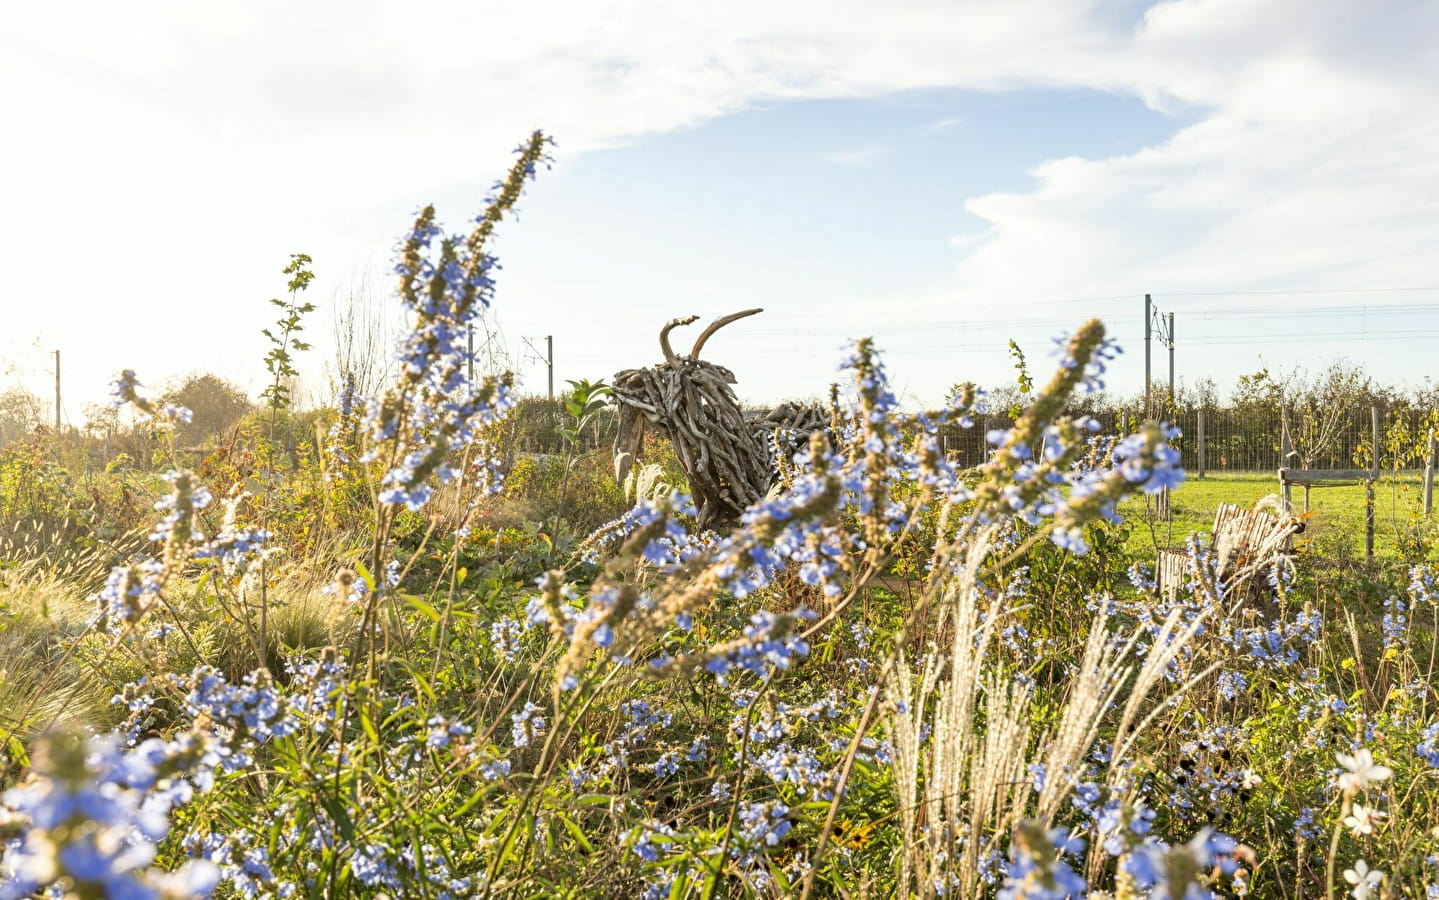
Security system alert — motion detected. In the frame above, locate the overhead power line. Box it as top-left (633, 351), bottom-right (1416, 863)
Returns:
top-left (723, 302), bottom-right (1439, 339)
top-left (1159, 286), bottom-right (1439, 297)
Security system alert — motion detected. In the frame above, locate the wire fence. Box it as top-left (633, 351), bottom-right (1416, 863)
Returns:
top-left (404, 393), bottom-right (1439, 483)
top-left (935, 402), bottom-right (1438, 475)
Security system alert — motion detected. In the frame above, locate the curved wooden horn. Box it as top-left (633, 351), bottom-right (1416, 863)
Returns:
top-left (690, 308), bottom-right (763, 359)
top-left (659, 315), bottom-right (700, 366)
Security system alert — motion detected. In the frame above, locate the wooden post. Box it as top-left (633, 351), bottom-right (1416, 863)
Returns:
top-left (1366, 479), bottom-right (1376, 561)
top-left (1424, 430), bottom-right (1435, 516)
top-left (1366, 405), bottom-right (1379, 561)
top-left (1370, 406), bottom-right (1381, 480)
top-left (1281, 402), bottom-right (1293, 465)
top-left (54, 349), bottom-right (61, 432)
top-left (1197, 408), bottom-right (1206, 480)
top-left (1280, 403), bottom-right (1293, 509)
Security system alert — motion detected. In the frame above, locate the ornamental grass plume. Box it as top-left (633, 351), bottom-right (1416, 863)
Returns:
top-left (823, 321), bottom-right (1210, 899)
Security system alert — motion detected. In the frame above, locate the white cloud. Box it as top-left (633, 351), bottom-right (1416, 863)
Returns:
top-left (923, 0), bottom-right (1439, 319)
top-left (2, 0), bottom-right (1435, 408)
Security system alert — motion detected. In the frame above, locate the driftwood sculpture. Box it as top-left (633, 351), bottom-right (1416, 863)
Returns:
top-left (612, 309), bottom-right (829, 530)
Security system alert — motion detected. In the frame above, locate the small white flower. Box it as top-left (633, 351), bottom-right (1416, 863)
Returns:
top-left (1343, 859), bottom-right (1384, 900)
top-left (1336, 748), bottom-right (1392, 794)
top-left (1343, 803), bottom-right (1385, 836)
top-left (1241, 769), bottom-right (1262, 790)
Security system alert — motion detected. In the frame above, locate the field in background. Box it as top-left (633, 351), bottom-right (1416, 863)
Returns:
top-left (1121, 470), bottom-right (1432, 559)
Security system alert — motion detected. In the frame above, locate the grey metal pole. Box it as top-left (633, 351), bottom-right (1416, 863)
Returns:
top-left (1144, 294), bottom-right (1152, 415)
top-left (546, 335), bottom-right (554, 400)
top-left (1166, 312), bottom-right (1175, 403)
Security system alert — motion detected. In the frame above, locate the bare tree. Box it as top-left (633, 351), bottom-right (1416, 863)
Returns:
top-left (326, 274), bottom-right (395, 405)
top-left (0, 387), bottom-right (44, 447)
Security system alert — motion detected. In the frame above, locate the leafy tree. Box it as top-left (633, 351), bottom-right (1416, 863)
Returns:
top-left (261, 254), bottom-right (316, 412)
top-left (160, 373), bottom-right (253, 446)
top-left (0, 387), bottom-right (43, 447)
top-left (1291, 360), bottom-right (1372, 470)
top-left (1006, 339), bottom-right (1034, 418)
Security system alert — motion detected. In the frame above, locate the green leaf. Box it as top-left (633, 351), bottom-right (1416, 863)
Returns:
top-left (407, 594), bottom-right (442, 623)
top-left (556, 812), bottom-right (594, 853)
top-left (360, 706), bottom-right (381, 744)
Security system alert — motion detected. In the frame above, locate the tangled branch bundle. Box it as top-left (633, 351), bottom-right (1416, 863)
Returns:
top-left (612, 309), bottom-right (828, 529)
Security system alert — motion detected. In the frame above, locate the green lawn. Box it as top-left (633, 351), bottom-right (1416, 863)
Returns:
top-left (1118, 470), bottom-right (1436, 561)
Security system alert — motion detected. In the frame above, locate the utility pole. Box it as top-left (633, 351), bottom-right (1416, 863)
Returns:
top-left (1166, 311), bottom-right (1175, 403)
top-left (1143, 294), bottom-right (1152, 413)
top-left (54, 349), bottom-right (61, 432)
top-left (522, 335), bottom-right (556, 399)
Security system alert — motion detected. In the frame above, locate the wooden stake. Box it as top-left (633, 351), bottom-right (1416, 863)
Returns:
top-left (1366, 478), bottom-right (1375, 561)
top-left (1197, 408), bottom-right (1206, 480)
top-left (1424, 430), bottom-right (1435, 516)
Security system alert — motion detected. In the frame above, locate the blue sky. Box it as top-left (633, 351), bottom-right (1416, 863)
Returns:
top-left (487, 89), bottom-right (1191, 401)
top-left (2, 0), bottom-right (1437, 421)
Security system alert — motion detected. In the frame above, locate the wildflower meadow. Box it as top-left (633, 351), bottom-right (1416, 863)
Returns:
top-left (2, 132), bottom-right (1437, 899)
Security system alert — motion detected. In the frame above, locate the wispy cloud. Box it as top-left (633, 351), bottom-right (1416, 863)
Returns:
top-left (938, 0), bottom-right (1439, 310)
top-left (919, 115), bottom-right (964, 136)
top-left (823, 146), bottom-right (889, 166)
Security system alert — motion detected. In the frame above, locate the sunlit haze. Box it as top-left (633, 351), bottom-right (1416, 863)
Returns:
top-left (4, 0), bottom-right (1437, 422)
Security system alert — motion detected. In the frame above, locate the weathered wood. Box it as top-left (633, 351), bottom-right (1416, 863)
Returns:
top-left (1196, 408), bottom-right (1206, 480)
top-left (612, 310), bottom-right (828, 529)
top-left (1371, 405), bottom-right (1381, 479)
top-left (1158, 500), bottom-right (1302, 602)
top-left (690, 308), bottom-right (763, 358)
top-left (1278, 468), bottom-right (1379, 484)
top-left (1366, 479), bottom-right (1376, 560)
top-left (614, 404), bottom-right (646, 487)
top-left (1424, 431), bottom-right (1435, 515)
top-left (1280, 403), bottom-right (1293, 509)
